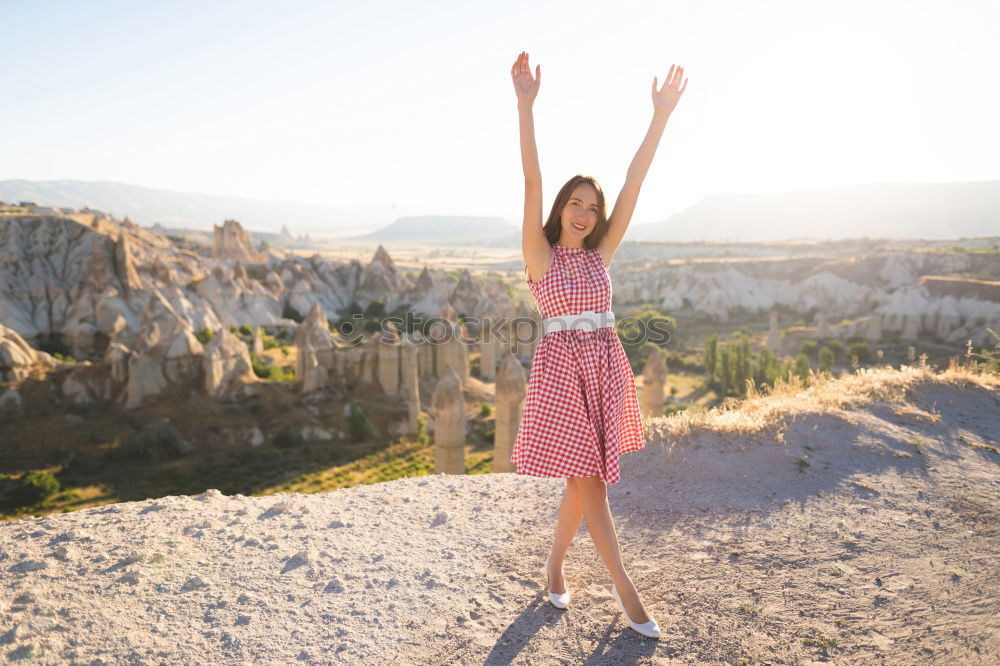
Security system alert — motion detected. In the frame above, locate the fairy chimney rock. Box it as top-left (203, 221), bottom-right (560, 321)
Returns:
top-left (640, 351), bottom-right (668, 420)
top-left (212, 219), bottom-right (265, 263)
top-left (431, 369), bottom-right (466, 475)
top-left (493, 351), bottom-right (527, 473)
top-left (766, 310), bottom-right (781, 351)
top-left (400, 336), bottom-right (421, 433)
top-left (114, 232), bottom-right (143, 292)
top-left (251, 325), bottom-right (265, 355)
top-left (203, 327), bottom-right (256, 397)
top-left (376, 322), bottom-right (402, 396)
top-left (439, 301), bottom-right (458, 323)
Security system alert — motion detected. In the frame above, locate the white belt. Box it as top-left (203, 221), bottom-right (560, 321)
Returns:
top-left (542, 310), bottom-right (616, 335)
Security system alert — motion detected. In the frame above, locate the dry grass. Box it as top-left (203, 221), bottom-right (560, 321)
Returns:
top-left (645, 362), bottom-right (999, 448)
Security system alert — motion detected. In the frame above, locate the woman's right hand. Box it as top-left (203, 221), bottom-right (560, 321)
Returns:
top-left (511, 51), bottom-right (540, 105)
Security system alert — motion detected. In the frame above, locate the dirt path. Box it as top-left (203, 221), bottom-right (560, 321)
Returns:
top-left (2, 377), bottom-right (998, 664)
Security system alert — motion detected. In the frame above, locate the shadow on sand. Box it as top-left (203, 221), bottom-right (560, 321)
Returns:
top-left (483, 600), bottom-right (658, 666)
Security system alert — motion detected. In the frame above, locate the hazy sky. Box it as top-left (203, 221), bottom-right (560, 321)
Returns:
top-left (3, 0), bottom-right (998, 227)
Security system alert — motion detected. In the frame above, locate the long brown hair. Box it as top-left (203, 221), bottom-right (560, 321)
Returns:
top-left (540, 175), bottom-right (609, 249)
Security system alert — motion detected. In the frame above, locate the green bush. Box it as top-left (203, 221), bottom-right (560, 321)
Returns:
top-left (794, 354), bottom-right (811, 383)
top-left (617, 306), bottom-right (676, 371)
top-left (969, 329), bottom-right (1000, 374)
top-left (36, 335), bottom-right (73, 358)
top-left (251, 354), bottom-right (270, 379)
top-left (349, 401), bottom-right (380, 442)
top-left (122, 420), bottom-right (193, 462)
top-left (478, 402), bottom-right (494, 417)
top-left (416, 414), bottom-right (430, 446)
top-left (752, 347), bottom-right (781, 389)
top-left (819, 346), bottom-right (834, 372)
top-left (799, 340), bottom-right (819, 359)
top-left (4, 472), bottom-right (61, 509)
top-left (282, 303), bottom-right (304, 323)
top-left (664, 402), bottom-right (689, 416)
top-left (703, 331), bottom-right (754, 398)
top-left (194, 327), bottom-right (215, 344)
top-left (846, 341), bottom-right (873, 365)
top-left (335, 299), bottom-right (417, 335)
top-left (251, 354), bottom-right (295, 382)
top-left (273, 423), bottom-right (304, 449)
top-left (263, 336), bottom-right (280, 350)
top-left (238, 324), bottom-right (253, 337)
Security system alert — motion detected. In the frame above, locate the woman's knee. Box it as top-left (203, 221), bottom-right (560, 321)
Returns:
top-left (569, 475), bottom-right (606, 494)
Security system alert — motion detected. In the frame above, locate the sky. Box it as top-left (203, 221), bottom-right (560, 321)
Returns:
top-left (2, 0), bottom-right (999, 228)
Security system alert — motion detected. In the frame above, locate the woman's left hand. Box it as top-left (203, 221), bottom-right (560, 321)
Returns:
top-left (652, 64), bottom-right (687, 115)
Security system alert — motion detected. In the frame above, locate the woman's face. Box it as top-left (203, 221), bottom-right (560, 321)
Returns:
top-left (560, 183), bottom-right (599, 242)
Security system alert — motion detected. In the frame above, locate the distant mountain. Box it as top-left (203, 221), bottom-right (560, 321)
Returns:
top-left (350, 215), bottom-right (517, 245)
top-left (630, 180), bottom-right (1000, 241)
top-left (0, 179), bottom-right (442, 236)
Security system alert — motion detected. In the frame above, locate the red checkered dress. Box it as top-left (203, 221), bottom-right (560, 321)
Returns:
top-left (509, 242), bottom-right (645, 485)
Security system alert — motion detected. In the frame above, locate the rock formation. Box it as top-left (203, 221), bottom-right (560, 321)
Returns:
top-left (376, 323), bottom-right (402, 396)
top-left (125, 291), bottom-right (205, 408)
top-left (251, 325), bottom-right (264, 355)
top-left (492, 352), bottom-right (527, 473)
top-left (0, 325), bottom-right (58, 382)
top-left (294, 303), bottom-right (340, 392)
top-left (514, 302), bottom-right (540, 361)
top-left (450, 269), bottom-right (487, 318)
top-left (428, 320), bottom-right (468, 383)
top-left (356, 245), bottom-right (410, 305)
top-left (766, 310), bottom-right (781, 351)
top-left (431, 369), bottom-right (466, 474)
top-left (639, 351), bottom-right (668, 420)
top-left (202, 328), bottom-right (256, 398)
top-left (212, 219), bottom-right (265, 263)
top-left (400, 336), bottom-right (421, 434)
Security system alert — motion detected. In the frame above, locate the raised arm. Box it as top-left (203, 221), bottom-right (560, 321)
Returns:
top-left (598, 65), bottom-right (688, 268)
top-left (511, 51), bottom-right (550, 284)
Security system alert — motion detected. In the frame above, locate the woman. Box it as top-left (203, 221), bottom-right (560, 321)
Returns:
top-left (508, 51), bottom-right (687, 639)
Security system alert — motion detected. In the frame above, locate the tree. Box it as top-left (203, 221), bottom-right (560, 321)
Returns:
top-left (719, 345), bottom-right (734, 396)
top-left (752, 348), bottom-right (781, 390)
top-left (704, 333), bottom-right (719, 387)
top-left (794, 354), bottom-right (811, 383)
top-left (846, 341), bottom-right (872, 365)
top-left (616, 306), bottom-right (676, 367)
top-left (819, 346), bottom-right (834, 372)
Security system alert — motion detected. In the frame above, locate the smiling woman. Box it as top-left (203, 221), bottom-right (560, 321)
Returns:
top-left (508, 49), bottom-right (687, 639)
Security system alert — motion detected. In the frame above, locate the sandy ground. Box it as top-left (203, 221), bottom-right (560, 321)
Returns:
top-left (2, 375), bottom-right (998, 665)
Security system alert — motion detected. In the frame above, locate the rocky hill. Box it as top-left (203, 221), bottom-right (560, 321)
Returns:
top-left (0, 180), bottom-right (401, 234)
top-left (1, 365), bottom-right (997, 664)
top-left (349, 215), bottom-right (517, 245)
top-left (610, 247), bottom-right (1000, 347)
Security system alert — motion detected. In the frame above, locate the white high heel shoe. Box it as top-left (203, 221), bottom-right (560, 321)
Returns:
top-left (611, 584), bottom-right (660, 639)
top-left (543, 557), bottom-right (570, 609)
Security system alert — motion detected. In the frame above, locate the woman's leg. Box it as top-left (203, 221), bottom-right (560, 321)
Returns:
top-left (572, 475), bottom-right (651, 624)
top-left (547, 478), bottom-right (583, 594)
